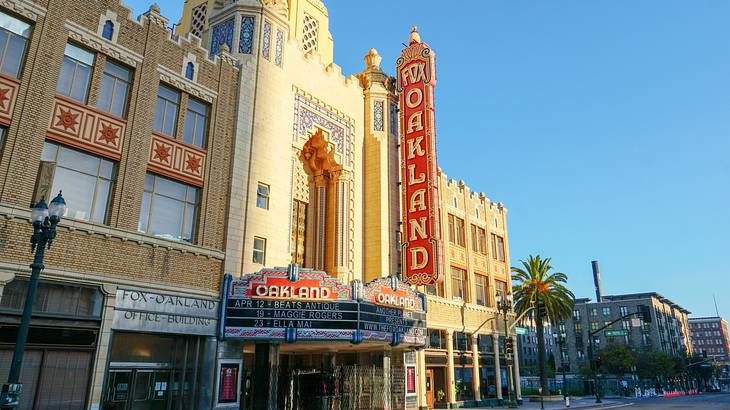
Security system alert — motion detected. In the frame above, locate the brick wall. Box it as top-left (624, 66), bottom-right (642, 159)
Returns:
top-left (0, 0), bottom-right (238, 293)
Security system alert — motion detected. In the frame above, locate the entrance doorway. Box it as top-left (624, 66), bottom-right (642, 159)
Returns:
top-left (425, 369), bottom-right (434, 408)
top-left (105, 369), bottom-right (171, 410)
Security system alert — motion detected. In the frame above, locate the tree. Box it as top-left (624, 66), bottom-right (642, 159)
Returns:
top-left (600, 345), bottom-right (636, 376)
top-left (547, 353), bottom-right (557, 378)
top-left (636, 351), bottom-right (677, 380)
top-left (512, 255), bottom-right (575, 396)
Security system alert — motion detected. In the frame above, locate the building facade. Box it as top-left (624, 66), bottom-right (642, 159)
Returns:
top-left (0, 1), bottom-right (238, 409)
top-left (416, 172), bottom-right (519, 408)
top-left (560, 293), bottom-right (692, 374)
top-left (689, 317), bottom-right (730, 363)
top-left (176, 0), bottom-right (520, 408)
top-left (516, 319), bottom-right (557, 376)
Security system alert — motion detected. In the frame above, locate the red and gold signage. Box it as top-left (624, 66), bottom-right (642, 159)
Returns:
top-left (362, 277), bottom-right (423, 311)
top-left (229, 267), bottom-right (351, 301)
top-left (397, 27), bottom-right (443, 286)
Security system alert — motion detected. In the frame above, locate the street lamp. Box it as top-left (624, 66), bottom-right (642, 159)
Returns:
top-left (496, 292), bottom-right (517, 409)
top-left (552, 330), bottom-right (569, 407)
top-left (0, 192), bottom-right (66, 409)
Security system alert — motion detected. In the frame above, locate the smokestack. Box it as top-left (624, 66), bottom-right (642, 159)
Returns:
top-left (591, 260), bottom-right (603, 302)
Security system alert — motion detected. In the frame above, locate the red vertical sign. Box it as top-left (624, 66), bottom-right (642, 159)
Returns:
top-left (398, 27), bottom-right (443, 286)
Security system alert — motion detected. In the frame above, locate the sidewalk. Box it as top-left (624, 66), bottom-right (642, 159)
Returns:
top-left (477, 396), bottom-right (625, 409)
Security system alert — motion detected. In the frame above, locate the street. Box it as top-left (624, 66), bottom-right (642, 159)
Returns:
top-left (487, 393), bottom-right (730, 409)
top-left (618, 393), bottom-right (730, 409)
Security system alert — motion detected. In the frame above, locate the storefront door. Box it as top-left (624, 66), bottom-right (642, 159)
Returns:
top-left (105, 369), bottom-right (171, 410)
top-left (425, 369), bottom-right (434, 408)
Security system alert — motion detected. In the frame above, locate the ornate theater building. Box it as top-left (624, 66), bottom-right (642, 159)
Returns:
top-left (0, 0), bottom-right (518, 408)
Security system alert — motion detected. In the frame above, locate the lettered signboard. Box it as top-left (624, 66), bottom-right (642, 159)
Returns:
top-left (397, 27), bottom-right (443, 286)
top-left (221, 265), bottom-right (426, 346)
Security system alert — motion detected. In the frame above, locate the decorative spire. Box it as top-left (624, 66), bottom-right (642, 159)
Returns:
top-left (409, 26), bottom-right (421, 45)
top-left (363, 48), bottom-right (382, 70)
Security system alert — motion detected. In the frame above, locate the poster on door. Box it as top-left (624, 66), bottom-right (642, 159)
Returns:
top-left (218, 363), bottom-right (241, 404)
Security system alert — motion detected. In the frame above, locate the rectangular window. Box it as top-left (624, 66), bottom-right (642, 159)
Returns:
top-left (602, 307), bottom-right (611, 316)
top-left (57, 43), bottom-right (94, 103)
top-left (153, 84), bottom-right (181, 137)
top-left (573, 309), bottom-right (581, 320)
top-left (138, 173), bottom-right (199, 242)
top-left (253, 236), bottom-right (266, 264)
top-left (0, 11), bottom-right (31, 78)
top-left (256, 182), bottom-right (270, 209)
top-left (183, 97), bottom-right (209, 147)
top-left (454, 217), bottom-right (465, 247)
top-left (96, 59), bottom-right (131, 118)
top-left (290, 200), bottom-right (307, 265)
top-left (36, 141), bottom-right (115, 224)
top-left (471, 224), bottom-right (478, 252)
top-left (448, 214), bottom-right (455, 244)
top-left (574, 322), bottom-right (582, 332)
top-left (591, 322), bottom-right (599, 331)
top-left (491, 234), bottom-right (505, 261)
top-left (451, 266), bottom-right (467, 301)
top-left (495, 280), bottom-right (507, 299)
top-left (591, 308), bottom-right (598, 317)
top-left (428, 329), bottom-right (445, 349)
top-left (620, 306), bottom-right (629, 316)
top-left (478, 227), bottom-right (487, 254)
top-left (424, 283), bottom-right (443, 298)
top-left (475, 274), bottom-right (488, 306)
top-left (452, 332), bottom-right (471, 351)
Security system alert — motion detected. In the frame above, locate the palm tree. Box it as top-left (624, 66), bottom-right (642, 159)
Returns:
top-left (512, 255), bottom-right (575, 396)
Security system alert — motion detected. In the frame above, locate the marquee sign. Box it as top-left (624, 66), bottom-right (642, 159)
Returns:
top-left (397, 27), bottom-right (443, 286)
top-left (221, 265), bottom-right (426, 346)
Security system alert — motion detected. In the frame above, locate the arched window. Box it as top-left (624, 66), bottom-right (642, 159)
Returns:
top-left (185, 62), bottom-right (195, 80)
top-left (102, 20), bottom-right (114, 41)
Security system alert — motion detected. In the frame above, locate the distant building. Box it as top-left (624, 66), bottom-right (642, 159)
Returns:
top-left (516, 318), bottom-right (557, 376)
top-left (689, 317), bottom-right (730, 363)
top-left (559, 293), bottom-right (692, 373)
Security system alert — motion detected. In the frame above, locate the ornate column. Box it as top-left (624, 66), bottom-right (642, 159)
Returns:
top-left (472, 334), bottom-right (481, 403)
top-left (493, 333), bottom-right (503, 401)
top-left (446, 329), bottom-right (456, 404)
top-left (417, 349), bottom-right (428, 410)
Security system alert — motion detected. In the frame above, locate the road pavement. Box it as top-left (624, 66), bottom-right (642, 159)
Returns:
top-left (482, 392), bottom-right (730, 409)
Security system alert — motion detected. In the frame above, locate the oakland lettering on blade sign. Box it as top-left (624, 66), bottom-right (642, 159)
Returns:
top-left (397, 27), bottom-right (443, 286)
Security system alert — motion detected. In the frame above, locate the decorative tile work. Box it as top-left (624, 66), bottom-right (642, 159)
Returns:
top-left (0, 74), bottom-right (19, 126)
top-left (373, 100), bottom-right (384, 132)
top-left (292, 93), bottom-right (352, 164)
top-left (301, 13), bottom-right (319, 53)
top-left (262, 20), bottom-right (271, 60)
top-left (275, 28), bottom-right (284, 66)
top-left (190, 3), bottom-right (207, 38)
top-left (389, 102), bottom-right (398, 136)
top-left (46, 95), bottom-right (126, 160)
top-left (148, 133), bottom-right (206, 187)
top-left (210, 17), bottom-right (234, 55)
top-left (238, 15), bottom-right (255, 54)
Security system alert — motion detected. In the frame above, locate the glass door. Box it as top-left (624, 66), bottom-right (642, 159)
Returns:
top-left (105, 369), bottom-right (171, 410)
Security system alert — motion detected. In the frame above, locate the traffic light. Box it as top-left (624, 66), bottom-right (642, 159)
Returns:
top-left (596, 355), bottom-right (604, 368)
top-left (505, 337), bottom-right (514, 356)
top-left (702, 350), bottom-right (708, 359)
top-left (537, 302), bottom-right (547, 318)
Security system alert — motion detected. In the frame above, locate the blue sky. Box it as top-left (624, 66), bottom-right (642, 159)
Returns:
top-left (131, 1), bottom-right (730, 320)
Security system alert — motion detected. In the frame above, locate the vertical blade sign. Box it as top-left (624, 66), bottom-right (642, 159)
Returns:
top-left (397, 27), bottom-right (443, 286)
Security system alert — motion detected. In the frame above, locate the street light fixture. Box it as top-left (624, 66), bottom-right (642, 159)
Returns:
top-left (552, 330), bottom-right (569, 407)
top-left (496, 292), bottom-right (517, 409)
top-left (0, 192), bottom-right (66, 409)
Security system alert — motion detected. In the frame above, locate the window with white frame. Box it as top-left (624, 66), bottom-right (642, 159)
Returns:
top-left (0, 11), bottom-right (31, 78)
top-left (57, 43), bottom-right (94, 103)
top-left (253, 237), bottom-right (266, 264)
top-left (139, 173), bottom-right (199, 242)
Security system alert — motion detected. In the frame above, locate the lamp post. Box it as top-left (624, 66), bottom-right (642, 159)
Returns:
top-left (0, 192), bottom-right (66, 409)
top-left (496, 292), bottom-right (517, 409)
top-left (552, 330), bottom-right (569, 407)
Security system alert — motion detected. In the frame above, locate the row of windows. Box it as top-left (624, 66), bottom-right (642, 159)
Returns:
top-left (693, 339), bottom-right (726, 346)
top-left (37, 141), bottom-right (200, 242)
top-left (447, 214), bottom-right (505, 261)
top-left (693, 330), bottom-right (723, 337)
top-left (691, 322), bottom-right (721, 329)
top-left (0, 10), bottom-right (211, 150)
top-left (424, 267), bottom-right (508, 307)
top-left (0, 10), bottom-right (222, 244)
